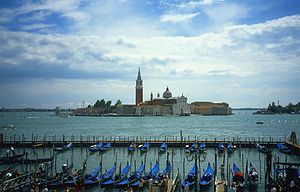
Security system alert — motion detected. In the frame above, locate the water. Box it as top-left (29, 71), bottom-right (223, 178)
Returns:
top-left (0, 110), bottom-right (300, 191)
top-left (1, 110), bottom-right (300, 140)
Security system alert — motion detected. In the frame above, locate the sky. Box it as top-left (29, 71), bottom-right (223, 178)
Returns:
top-left (0, 0), bottom-right (300, 108)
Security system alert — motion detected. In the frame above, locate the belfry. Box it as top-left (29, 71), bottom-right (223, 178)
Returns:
top-left (135, 67), bottom-right (143, 105)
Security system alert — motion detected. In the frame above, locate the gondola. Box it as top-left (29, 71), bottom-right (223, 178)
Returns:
top-left (99, 163), bottom-right (117, 184)
top-left (47, 162), bottom-right (75, 189)
top-left (20, 156), bottom-right (54, 164)
top-left (54, 143), bottom-right (72, 152)
top-left (227, 142), bottom-right (234, 153)
top-left (232, 163), bottom-right (245, 190)
top-left (143, 161), bottom-right (159, 181)
top-left (101, 162), bottom-right (130, 188)
top-left (0, 150), bottom-right (25, 163)
top-left (199, 142), bottom-right (206, 153)
top-left (218, 143), bottom-right (224, 153)
top-left (277, 143), bottom-right (292, 154)
top-left (157, 161), bottom-right (172, 181)
top-left (189, 143), bottom-right (197, 153)
top-left (160, 143), bottom-right (167, 153)
top-left (116, 161), bottom-right (145, 188)
top-left (247, 162), bottom-right (258, 185)
top-left (255, 143), bottom-right (270, 154)
top-left (140, 142), bottom-right (149, 152)
top-left (99, 143), bottom-right (111, 152)
top-left (199, 163), bottom-right (213, 187)
top-left (181, 164), bottom-right (197, 189)
top-left (89, 142), bottom-right (103, 152)
top-left (80, 163), bottom-right (102, 187)
top-left (128, 143), bottom-right (136, 152)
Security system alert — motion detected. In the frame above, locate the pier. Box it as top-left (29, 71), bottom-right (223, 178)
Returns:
top-left (0, 133), bottom-right (298, 152)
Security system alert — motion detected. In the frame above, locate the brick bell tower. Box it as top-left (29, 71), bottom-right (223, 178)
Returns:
top-left (135, 67), bottom-right (143, 105)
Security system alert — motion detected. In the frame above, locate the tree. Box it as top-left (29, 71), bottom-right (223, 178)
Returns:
top-left (115, 99), bottom-right (122, 106)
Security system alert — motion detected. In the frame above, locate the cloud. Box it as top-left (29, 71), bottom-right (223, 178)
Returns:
top-left (177, 0), bottom-right (224, 9)
top-left (21, 23), bottom-right (55, 31)
top-left (160, 13), bottom-right (199, 23)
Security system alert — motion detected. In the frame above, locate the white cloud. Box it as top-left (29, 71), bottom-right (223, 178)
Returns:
top-left (177, 0), bottom-right (224, 9)
top-left (21, 23), bottom-right (55, 31)
top-left (160, 13), bottom-right (200, 23)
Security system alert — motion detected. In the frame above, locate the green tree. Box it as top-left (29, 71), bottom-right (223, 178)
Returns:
top-left (115, 99), bottom-right (122, 106)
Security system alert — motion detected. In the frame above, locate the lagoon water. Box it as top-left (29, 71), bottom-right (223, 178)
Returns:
top-left (1, 110), bottom-right (300, 191)
top-left (1, 110), bottom-right (300, 140)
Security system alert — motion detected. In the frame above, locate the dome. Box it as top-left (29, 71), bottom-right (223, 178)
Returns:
top-left (163, 87), bottom-right (172, 99)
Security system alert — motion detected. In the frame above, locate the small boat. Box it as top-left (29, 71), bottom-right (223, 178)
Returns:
top-left (101, 162), bottom-right (130, 188)
top-left (218, 143), bottom-right (225, 153)
top-left (99, 143), bottom-right (111, 152)
top-left (181, 164), bottom-right (197, 189)
top-left (0, 125), bottom-right (16, 129)
top-left (32, 143), bottom-right (43, 148)
top-left (140, 142), bottom-right (149, 152)
top-left (199, 142), bottom-right (206, 153)
top-left (157, 161), bottom-right (172, 181)
top-left (199, 163), bottom-right (213, 186)
top-left (116, 161), bottom-right (145, 188)
top-left (99, 163), bottom-right (117, 183)
top-left (277, 143), bottom-right (292, 154)
top-left (185, 144), bottom-right (190, 153)
top-left (54, 143), bottom-right (72, 151)
top-left (20, 156), bottom-right (54, 164)
top-left (227, 142), bottom-right (234, 153)
top-left (160, 142), bottom-right (167, 153)
top-left (189, 143), bottom-right (197, 153)
top-left (89, 142), bottom-right (103, 152)
top-left (0, 150), bottom-right (25, 163)
top-left (247, 163), bottom-right (258, 185)
top-left (81, 163), bottom-right (102, 187)
top-left (255, 143), bottom-right (270, 154)
top-left (128, 143), bottom-right (136, 152)
top-left (232, 163), bottom-right (245, 190)
top-left (256, 121), bottom-right (263, 124)
top-left (143, 161), bottom-right (159, 181)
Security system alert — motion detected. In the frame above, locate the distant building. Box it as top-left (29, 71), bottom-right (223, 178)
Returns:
top-left (191, 102), bottom-right (231, 115)
top-left (139, 87), bottom-right (191, 116)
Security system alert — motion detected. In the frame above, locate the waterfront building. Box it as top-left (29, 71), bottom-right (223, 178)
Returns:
top-left (191, 102), bottom-right (231, 115)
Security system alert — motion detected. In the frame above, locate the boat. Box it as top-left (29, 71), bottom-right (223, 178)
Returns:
top-left (256, 121), bottom-right (263, 124)
top-left (0, 150), bottom-right (25, 163)
top-left (181, 164), bottom-right (197, 189)
top-left (232, 163), bottom-right (245, 190)
top-left (101, 162), bottom-right (130, 188)
top-left (247, 163), bottom-right (258, 185)
top-left (89, 142), bottom-right (103, 152)
top-left (157, 161), bottom-right (172, 181)
top-left (199, 163), bottom-right (213, 187)
top-left (128, 143), bottom-right (136, 152)
top-left (277, 143), bottom-right (292, 154)
top-left (116, 161), bottom-right (145, 188)
top-left (185, 144), bottom-right (190, 153)
top-left (99, 143), bottom-right (111, 152)
top-left (189, 143), bottom-right (197, 153)
top-left (140, 142), bottom-right (149, 152)
top-left (81, 163), bottom-right (102, 187)
top-left (99, 163), bottom-right (117, 184)
top-left (199, 142), bottom-right (206, 153)
top-left (0, 125), bottom-right (16, 129)
top-left (255, 143), bottom-right (270, 154)
top-left (143, 161), bottom-right (159, 181)
top-left (218, 143), bottom-right (225, 153)
top-left (20, 156), bottom-right (54, 164)
top-left (227, 142), bottom-right (234, 153)
top-left (32, 143), bottom-right (43, 148)
top-left (160, 142), bottom-right (167, 153)
top-left (54, 143), bottom-right (72, 151)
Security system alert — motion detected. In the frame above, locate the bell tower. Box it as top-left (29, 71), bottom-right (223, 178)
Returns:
top-left (135, 67), bottom-right (143, 105)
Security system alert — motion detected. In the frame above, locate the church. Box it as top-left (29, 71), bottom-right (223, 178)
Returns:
top-left (135, 68), bottom-right (191, 116)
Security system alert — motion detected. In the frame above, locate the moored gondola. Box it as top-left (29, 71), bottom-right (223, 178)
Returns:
top-left (160, 142), bottom-right (167, 153)
top-left (199, 142), bottom-right (206, 153)
top-left (54, 143), bottom-right (72, 152)
top-left (181, 164), bottom-right (197, 189)
top-left (218, 143), bottom-right (225, 153)
top-left (101, 162), bottom-right (130, 188)
top-left (277, 143), bottom-right (292, 154)
top-left (227, 142), bottom-right (234, 153)
top-left (199, 163), bottom-right (213, 187)
top-left (232, 163), bottom-right (245, 190)
top-left (116, 161), bottom-right (145, 188)
top-left (140, 142), bottom-right (149, 152)
top-left (255, 143), bottom-right (270, 154)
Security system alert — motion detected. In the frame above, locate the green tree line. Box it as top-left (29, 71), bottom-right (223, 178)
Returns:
top-left (267, 102), bottom-right (300, 114)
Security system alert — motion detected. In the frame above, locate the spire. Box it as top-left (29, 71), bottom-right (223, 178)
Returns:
top-left (150, 92), bottom-right (153, 101)
top-left (137, 66), bottom-right (142, 80)
top-left (166, 86), bottom-right (169, 91)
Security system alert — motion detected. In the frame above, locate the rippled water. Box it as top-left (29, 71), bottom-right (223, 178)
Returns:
top-left (0, 110), bottom-right (299, 140)
top-left (0, 110), bottom-right (300, 191)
